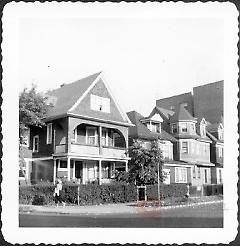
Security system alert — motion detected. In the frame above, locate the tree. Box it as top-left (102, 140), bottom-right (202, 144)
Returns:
top-left (19, 85), bottom-right (52, 184)
top-left (19, 85), bottom-right (51, 143)
top-left (127, 139), bottom-right (164, 185)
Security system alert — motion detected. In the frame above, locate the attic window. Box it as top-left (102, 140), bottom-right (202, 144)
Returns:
top-left (91, 94), bottom-right (110, 113)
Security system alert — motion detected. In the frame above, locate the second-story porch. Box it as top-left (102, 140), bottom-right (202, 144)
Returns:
top-left (53, 117), bottom-right (130, 183)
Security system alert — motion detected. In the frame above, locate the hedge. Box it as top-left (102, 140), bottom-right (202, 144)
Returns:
top-left (146, 183), bottom-right (188, 200)
top-left (19, 183), bottom-right (137, 205)
top-left (203, 184), bottom-right (223, 196)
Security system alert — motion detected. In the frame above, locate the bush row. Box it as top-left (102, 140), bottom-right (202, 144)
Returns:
top-left (203, 184), bottom-right (223, 196)
top-left (19, 183), bottom-right (138, 205)
top-left (146, 183), bottom-right (188, 200)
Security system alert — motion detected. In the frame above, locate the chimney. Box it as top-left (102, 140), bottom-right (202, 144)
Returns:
top-left (60, 83), bottom-right (66, 88)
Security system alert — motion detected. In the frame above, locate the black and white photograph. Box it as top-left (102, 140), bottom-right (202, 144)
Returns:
top-left (1, 2), bottom-right (238, 245)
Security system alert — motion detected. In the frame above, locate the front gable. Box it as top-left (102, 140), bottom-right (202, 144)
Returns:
top-left (70, 77), bottom-right (129, 124)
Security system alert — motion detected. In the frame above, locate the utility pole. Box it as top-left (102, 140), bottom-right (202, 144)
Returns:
top-left (157, 162), bottom-right (160, 205)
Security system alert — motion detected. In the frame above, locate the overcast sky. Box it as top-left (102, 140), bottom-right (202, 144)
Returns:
top-left (18, 6), bottom-right (224, 116)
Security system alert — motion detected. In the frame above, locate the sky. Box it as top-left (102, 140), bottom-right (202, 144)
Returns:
top-left (18, 9), bottom-right (224, 116)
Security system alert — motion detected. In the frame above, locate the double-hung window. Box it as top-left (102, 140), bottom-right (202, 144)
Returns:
top-left (102, 128), bottom-right (108, 146)
top-left (181, 141), bottom-right (188, 153)
top-left (175, 167), bottom-right (187, 183)
top-left (46, 123), bottom-right (53, 144)
top-left (86, 127), bottom-right (97, 145)
top-left (33, 135), bottom-right (39, 152)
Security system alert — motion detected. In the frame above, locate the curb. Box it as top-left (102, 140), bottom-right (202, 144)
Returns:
top-left (19, 199), bottom-right (223, 215)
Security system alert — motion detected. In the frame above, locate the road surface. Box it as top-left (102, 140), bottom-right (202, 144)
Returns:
top-left (19, 202), bottom-right (223, 228)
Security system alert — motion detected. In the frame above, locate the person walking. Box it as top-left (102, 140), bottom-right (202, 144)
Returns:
top-left (54, 178), bottom-right (66, 207)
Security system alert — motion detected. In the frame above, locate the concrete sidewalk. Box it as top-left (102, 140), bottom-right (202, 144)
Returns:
top-left (19, 196), bottom-right (223, 215)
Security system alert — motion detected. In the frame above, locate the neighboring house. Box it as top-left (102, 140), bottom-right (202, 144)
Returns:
top-left (127, 110), bottom-right (192, 185)
top-left (156, 104), bottom-right (214, 186)
top-left (206, 123), bottom-right (224, 184)
top-left (156, 80), bottom-right (223, 124)
top-left (29, 72), bottom-right (133, 184)
top-left (193, 81), bottom-right (223, 124)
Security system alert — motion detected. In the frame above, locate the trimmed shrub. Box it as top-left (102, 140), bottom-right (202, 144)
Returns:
top-left (146, 183), bottom-right (188, 200)
top-left (203, 184), bottom-right (223, 196)
top-left (19, 183), bottom-right (137, 205)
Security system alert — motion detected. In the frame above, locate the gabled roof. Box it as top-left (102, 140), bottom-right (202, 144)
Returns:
top-left (127, 110), bottom-right (177, 142)
top-left (45, 72), bottom-right (101, 118)
top-left (206, 122), bottom-right (223, 132)
top-left (44, 72), bottom-right (132, 125)
top-left (170, 104), bottom-right (196, 123)
top-left (154, 106), bottom-right (175, 120)
top-left (206, 131), bottom-right (224, 144)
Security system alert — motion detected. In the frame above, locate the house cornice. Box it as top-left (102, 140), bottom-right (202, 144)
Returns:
top-left (43, 113), bottom-right (135, 127)
top-left (67, 112), bottom-right (134, 127)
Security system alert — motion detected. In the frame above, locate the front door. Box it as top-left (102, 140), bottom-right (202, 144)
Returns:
top-left (75, 161), bottom-right (83, 182)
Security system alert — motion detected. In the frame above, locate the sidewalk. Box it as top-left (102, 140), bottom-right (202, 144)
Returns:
top-left (19, 196), bottom-right (223, 215)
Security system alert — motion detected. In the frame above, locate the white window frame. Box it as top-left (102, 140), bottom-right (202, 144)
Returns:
top-left (90, 94), bottom-right (110, 113)
top-left (175, 167), bottom-right (187, 183)
top-left (200, 124), bottom-right (206, 136)
top-left (219, 147), bottom-right (223, 158)
top-left (86, 126), bottom-right (97, 145)
top-left (46, 123), bottom-right (53, 144)
top-left (33, 135), bottom-right (39, 153)
top-left (181, 141), bottom-right (188, 153)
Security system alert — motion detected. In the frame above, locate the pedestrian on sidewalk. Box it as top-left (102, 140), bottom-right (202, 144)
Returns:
top-left (54, 178), bottom-right (66, 207)
top-left (185, 183), bottom-right (190, 199)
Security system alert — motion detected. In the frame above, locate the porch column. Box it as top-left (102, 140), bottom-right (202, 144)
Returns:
top-left (99, 126), bottom-right (102, 155)
top-left (99, 160), bottom-right (102, 185)
top-left (67, 157), bottom-right (71, 181)
top-left (53, 159), bottom-right (57, 184)
top-left (125, 160), bottom-right (128, 172)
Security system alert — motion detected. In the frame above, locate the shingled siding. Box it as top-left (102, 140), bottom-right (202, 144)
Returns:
top-left (30, 125), bottom-right (54, 158)
top-left (71, 78), bottom-right (127, 123)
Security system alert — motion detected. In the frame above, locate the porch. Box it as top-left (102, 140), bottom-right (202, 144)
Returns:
top-left (53, 157), bottom-right (128, 185)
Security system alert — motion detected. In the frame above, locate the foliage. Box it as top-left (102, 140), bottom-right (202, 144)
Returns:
top-left (146, 184), bottom-right (188, 200)
top-left (19, 183), bottom-right (137, 205)
top-left (203, 184), bottom-right (223, 196)
top-left (19, 84), bottom-right (52, 143)
top-left (127, 140), bottom-right (164, 185)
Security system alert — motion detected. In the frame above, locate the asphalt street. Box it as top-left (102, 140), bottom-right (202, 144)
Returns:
top-left (19, 202), bottom-right (223, 228)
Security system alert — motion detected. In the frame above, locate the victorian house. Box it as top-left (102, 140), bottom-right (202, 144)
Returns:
top-left (127, 110), bottom-right (194, 184)
top-left (28, 72), bottom-right (133, 184)
top-left (153, 103), bottom-right (214, 186)
top-left (206, 123), bottom-right (224, 184)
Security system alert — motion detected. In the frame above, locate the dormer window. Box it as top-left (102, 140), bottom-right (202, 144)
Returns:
top-left (146, 121), bottom-right (161, 133)
top-left (200, 125), bottom-right (206, 136)
top-left (91, 94), bottom-right (110, 113)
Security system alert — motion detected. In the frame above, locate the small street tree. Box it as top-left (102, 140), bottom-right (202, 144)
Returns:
top-left (127, 139), bottom-right (164, 185)
top-left (19, 85), bottom-right (52, 183)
